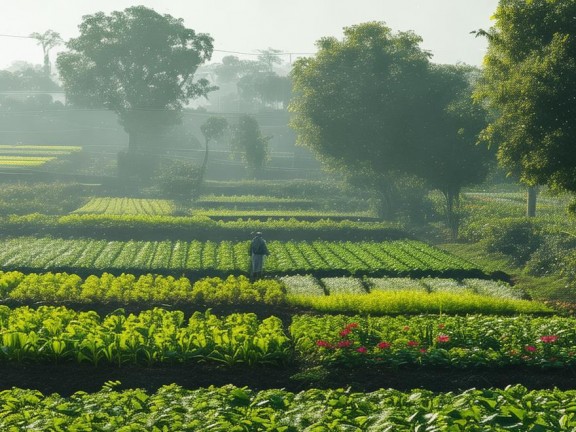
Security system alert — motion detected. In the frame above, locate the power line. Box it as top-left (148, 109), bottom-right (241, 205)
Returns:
top-left (0, 33), bottom-right (315, 57)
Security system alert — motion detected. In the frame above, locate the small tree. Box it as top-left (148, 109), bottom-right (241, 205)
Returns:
top-left (199, 116), bottom-right (228, 185)
top-left (231, 115), bottom-right (270, 179)
top-left (29, 30), bottom-right (62, 76)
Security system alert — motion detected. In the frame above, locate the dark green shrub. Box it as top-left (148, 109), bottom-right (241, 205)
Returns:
top-left (525, 234), bottom-right (576, 276)
top-left (153, 159), bottom-right (202, 200)
top-left (482, 218), bottom-right (543, 265)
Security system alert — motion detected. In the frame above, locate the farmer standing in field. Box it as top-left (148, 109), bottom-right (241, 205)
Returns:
top-left (249, 231), bottom-right (269, 282)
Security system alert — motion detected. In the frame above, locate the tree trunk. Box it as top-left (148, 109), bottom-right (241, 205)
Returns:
top-left (526, 186), bottom-right (537, 217)
top-left (444, 187), bottom-right (461, 240)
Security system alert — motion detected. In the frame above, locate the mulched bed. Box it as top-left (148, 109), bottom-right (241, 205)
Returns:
top-left (2, 363), bottom-right (576, 396)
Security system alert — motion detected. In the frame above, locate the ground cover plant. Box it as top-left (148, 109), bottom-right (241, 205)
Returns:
top-left (72, 197), bottom-right (175, 216)
top-left (1, 384), bottom-right (575, 431)
top-left (0, 182), bottom-right (86, 215)
top-left (0, 238), bottom-right (486, 279)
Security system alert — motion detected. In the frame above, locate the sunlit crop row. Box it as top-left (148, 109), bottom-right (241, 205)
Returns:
top-left (72, 197), bottom-right (175, 216)
top-left (0, 238), bottom-right (481, 278)
top-left (0, 306), bottom-right (290, 366)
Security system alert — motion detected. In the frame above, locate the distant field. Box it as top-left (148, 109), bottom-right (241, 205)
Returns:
top-left (0, 157), bottom-right (56, 167)
top-left (0, 145), bottom-right (82, 154)
top-left (73, 197), bottom-right (175, 216)
top-left (0, 145), bottom-right (81, 168)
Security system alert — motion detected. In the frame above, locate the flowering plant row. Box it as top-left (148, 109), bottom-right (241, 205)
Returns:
top-left (1, 384), bottom-right (575, 431)
top-left (291, 314), bottom-right (576, 368)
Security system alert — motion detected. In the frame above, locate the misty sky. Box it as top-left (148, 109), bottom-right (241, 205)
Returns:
top-left (0, 0), bottom-right (499, 70)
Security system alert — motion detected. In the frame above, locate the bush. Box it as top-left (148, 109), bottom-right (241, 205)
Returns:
top-left (525, 233), bottom-right (576, 276)
top-left (153, 159), bottom-right (202, 200)
top-left (482, 218), bottom-right (543, 265)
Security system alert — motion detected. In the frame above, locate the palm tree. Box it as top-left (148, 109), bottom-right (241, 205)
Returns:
top-left (29, 30), bottom-right (63, 75)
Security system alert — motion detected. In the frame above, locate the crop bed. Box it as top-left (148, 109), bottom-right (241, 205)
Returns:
top-left (0, 238), bottom-right (485, 279)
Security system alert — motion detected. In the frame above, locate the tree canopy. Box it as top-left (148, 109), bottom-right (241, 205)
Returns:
top-left (231, 115), bottom-right (270, 179)
top-left (290, 22), bottom-right (490, 221)
top-left (57, 6), bottom-right (215, 153)
top-left (476, 0), bottom-right (576, 193)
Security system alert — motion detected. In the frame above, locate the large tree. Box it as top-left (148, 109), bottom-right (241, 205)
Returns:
top-left (290, 22), bottom-right (454, 217)
top-left (475, 0), bottom-right (576, 196)
top-left (57, 6), bottom-right (214, 154)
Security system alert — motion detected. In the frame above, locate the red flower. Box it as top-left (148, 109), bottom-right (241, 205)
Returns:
top-left (337, 340), bottom-right (352, 348)
top-left (419, 348), bottom-right (427, 354)
top-left (377, 341), bottom-right (391, 350)
top-left (407, 340), bottom-right (419, 347)
top-left (357, 346), bottom-right (367, 354)
top-left (339, 328), bottom-right (352, 338)
top-left (540, 335), bottom-right (559, 344)
top-left (316, 340), bottom-right (332, 348)
top-left (436, 334), bottom-right (450, 343)
top-left (524, 345), bottom-right (537, 353)
top-left (346, 323), bottom-right (359, 329)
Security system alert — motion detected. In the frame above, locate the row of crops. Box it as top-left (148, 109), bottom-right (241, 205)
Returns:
top-left (281, 274), bottom-right (522, 298)
top-left (0, 145), bottom-right (81, 168)
top-left (0, 238), bottom-right (481, 278)
top-left (69, 197), bottom-right (378, 220)
top-left (0, 272), bottom-right (549, 315)
top-left (73, 198), bottom-right (175, 216)
top-left (0, 306), bottom-right (571, 367)
top-left (1, 384), bottom-right (574, 430)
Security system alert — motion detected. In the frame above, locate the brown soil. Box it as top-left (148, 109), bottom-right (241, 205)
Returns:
top-left (2, 363), bottom-right (576, 397)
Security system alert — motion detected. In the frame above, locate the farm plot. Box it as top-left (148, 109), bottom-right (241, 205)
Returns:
top-left (0, 145), bottom-right (81, 168)
top-left (1, 384), bottom-right (574, 431)
top-left (72, 197), bottom-right (175, 215)
top-left (292, 314), bottom-right (576, 368)
top-left (0, 156), bottom-right (56, 167)
top-left (0, 306), bottom-right (290, 366)
top-left (0, 271), bottom-right (549, 315)
top-left (0, 238), bottom-right (484, 278)
top-left (194, 208), bottom-right (379, 221)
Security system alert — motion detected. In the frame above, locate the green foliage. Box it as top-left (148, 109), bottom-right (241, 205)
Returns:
top-left (0, 306), bottom-right (291, 366)
top-left (57, 6), bottom-right (214, 152)
top-left (153, 159), bottom-right (203, 199)
top-left (481, 218), bottom-right (543, 265)
top-left (0, 182), bottom-right (85, 215)
top-left (288, 291), bottom-right (550, 316)
top-left (476, 0), bottom-right (576, 192)
top-left (0, 238), bottom-right (482, 279)
top-left (230, 115), bottom-right (270, 179)
top-left (1, 384), bottom-right (576, 430)
top-left (292, 314), bottom-right (574, 369)
top-left (73, 197), bottom-right (175, 215)
top-left (0, 272), bottom-right (284, 306)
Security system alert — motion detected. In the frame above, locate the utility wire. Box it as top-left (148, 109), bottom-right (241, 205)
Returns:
top-left (0, 33), bottom-right (315, 57)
